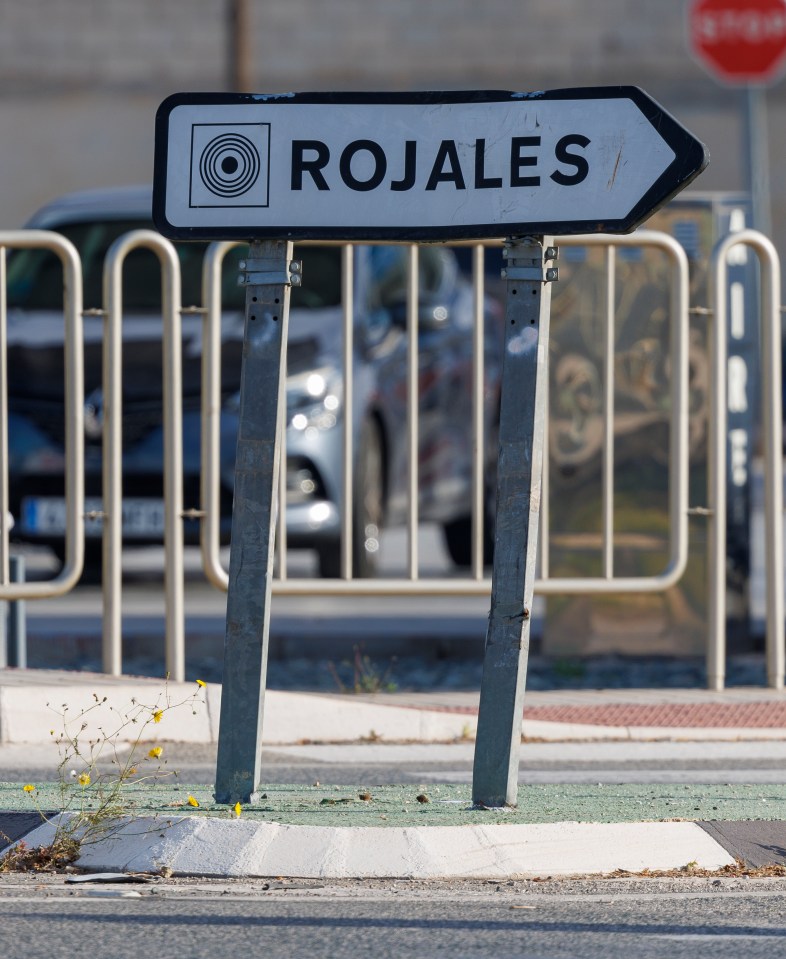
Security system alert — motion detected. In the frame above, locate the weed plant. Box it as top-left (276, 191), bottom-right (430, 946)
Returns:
top-left (0, 679), bottom-right (207, 872)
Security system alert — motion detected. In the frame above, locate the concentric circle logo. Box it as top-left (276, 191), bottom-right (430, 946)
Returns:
top-left (199, 133), bottom-right (261, 198)
top-left (189, 122), bottom-right (270, 209)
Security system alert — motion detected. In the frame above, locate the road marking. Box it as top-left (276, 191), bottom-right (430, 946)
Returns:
top-left (656, 933), bottom-right (786, 941)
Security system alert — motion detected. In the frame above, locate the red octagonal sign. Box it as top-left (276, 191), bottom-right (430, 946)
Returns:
top-left (689, 0), bottom-right (786, 85)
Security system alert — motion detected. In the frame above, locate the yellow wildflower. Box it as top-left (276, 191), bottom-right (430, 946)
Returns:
top-left (153, 710), bottom-right (163, 723)
top-left (23, 784), bottom-right (35, 793)
top-left (77, 772), bottom-right (91, 787)
top-left (187, 795), bottom-right (199, 808)
top-left (195, 679), bottom-right (206, 688)
top-left (148, 746), bottom-right (163, 759)
top-left (234, 802), bottom-right (242, 818)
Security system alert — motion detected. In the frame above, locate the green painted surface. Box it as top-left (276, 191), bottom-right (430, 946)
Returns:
top-left (3, 781), bottom-right (786, 829)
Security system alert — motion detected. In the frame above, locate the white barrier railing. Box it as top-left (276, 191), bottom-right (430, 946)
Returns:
top-left (709, 231), bottom-right (784, 690)
top-left (200, 232), bottom-right (690, 602)
top-left (0, 231), bottom-right (84, 597)
top-left (538, 232), bottom-right (690, 595)
top-left (101, 231), bottom-right (184, 678)
top-left (2, 227), bottom-right (780, 690)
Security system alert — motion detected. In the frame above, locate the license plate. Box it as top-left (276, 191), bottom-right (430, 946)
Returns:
top-left (21, 496), bottom-right (167, 539)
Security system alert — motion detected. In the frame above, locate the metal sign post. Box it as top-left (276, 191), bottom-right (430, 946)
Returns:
top-left (153, 86), bottom-right (707, 809)
top-left (472, 238), bottom-right (555, 808)
top-left (214, 239), bottom-right (298, 804)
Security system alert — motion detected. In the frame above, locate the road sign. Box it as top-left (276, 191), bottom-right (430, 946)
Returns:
top-left (153, 87), bottom-right (708, 242)
top-left (191, 87), bottom-right (709, 806)
top-left (689, 0), bottom-right (786, 85)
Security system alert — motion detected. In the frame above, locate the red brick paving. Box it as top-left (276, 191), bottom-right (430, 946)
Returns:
top-left (415, 700), bottom-right (786, 728)
top-left (522, 702), bottom-right (786, 728)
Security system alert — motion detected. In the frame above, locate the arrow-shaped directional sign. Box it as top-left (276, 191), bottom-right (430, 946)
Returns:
top-left (154, 86), bottom-right (708, 242)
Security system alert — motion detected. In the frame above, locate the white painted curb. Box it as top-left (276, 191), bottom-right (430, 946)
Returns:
top-left (18, 815), bottom-right (735, 880)
top-left (0, 683), bottom-right (477, 746)
top-left (0, 681), bottom-right (214, 745)
top-left (260, 690), bottom-right (477, 743)
top-left (3, 680), bottom-right (785, 746)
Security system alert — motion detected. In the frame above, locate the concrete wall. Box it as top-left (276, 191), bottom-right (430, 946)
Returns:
top-left (0, 1), bottom-right (700, 93)
top-left (1, 0), bottom-right (782, 253)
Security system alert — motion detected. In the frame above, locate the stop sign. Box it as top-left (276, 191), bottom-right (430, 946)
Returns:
top-left (689, 0), bottom-right (786, 85)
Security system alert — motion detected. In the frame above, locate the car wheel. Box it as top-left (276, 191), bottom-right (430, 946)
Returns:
top-left (317, 418), bottom-right (384, 578)
top-left (442, 497), bottom-right (495, 569)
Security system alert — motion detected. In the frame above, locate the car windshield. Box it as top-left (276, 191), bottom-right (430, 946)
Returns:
top-left (5, 219), bottom-right (343, 312)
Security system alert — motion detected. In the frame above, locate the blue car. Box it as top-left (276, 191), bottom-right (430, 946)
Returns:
top-left (5, 187), bottom-right (501, 578)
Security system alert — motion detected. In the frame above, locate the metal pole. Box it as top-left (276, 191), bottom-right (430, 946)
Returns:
top-left (472, 236), bottom-right (556, 808)
top-left (227, 0), bottom-right (252, 91)
top-left (215, 239), bottom-right (293, 804)
top-left (602, 245), bottom-right (616, 578)
top-left (8, 556), bottom-right (26, 669)
top-left (744, 85), bottom-right (772, 237)
top-left (340, 245), bottom-right (354, 579)
top-left (406, 244), bottom-right (419, 579)
top-left (103, 239), bottom-right (125, 676)
top-left (707, 244), bottom-right (728, 692)
top-left (471, 243), bottom-right (486, 580)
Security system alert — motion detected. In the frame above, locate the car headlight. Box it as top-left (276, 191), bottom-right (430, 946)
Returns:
top-left (223, 366), bottom-right (343, 433)
top-left (286, 367), bottom-right (342, 433)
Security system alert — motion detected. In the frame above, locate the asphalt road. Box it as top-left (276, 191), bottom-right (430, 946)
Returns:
top-left (5, 740), bottom-right (786, 787)
top-left (14, 526), bottom-right (500, 665)
top-left (1, 875), bottom-right (786, 959)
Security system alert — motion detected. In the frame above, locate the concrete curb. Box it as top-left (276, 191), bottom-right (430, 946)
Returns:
top-left (12, 814), bottom-right (736, 880)
top-left (4, 680), bottom-right (786, 746)
top-left (0, 679), bottom-right (216, 746)
top-left (3, 674), bottom-right (786, 880)
top-left (0, 682), bottom-right (478, 746)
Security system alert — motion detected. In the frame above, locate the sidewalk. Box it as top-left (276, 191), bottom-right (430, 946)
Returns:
top-left (2, 667), bottom-right (786, 880)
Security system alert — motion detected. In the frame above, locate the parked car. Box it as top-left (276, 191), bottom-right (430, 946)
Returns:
top-left (5, 186), bottom-right (501, 578)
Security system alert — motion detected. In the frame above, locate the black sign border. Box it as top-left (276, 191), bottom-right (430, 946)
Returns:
top-left (153, 86), bottom-right (709, 242)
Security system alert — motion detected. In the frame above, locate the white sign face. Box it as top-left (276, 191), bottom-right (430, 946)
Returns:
top-left (153, 89), bottom-right (708, 241)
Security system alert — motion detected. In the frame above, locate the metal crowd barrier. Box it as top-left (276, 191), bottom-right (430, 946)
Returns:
top-left (709, 231), bottom-right (784, 690)
top-left (200, 232), bottom-right (690, 601)
top-left (1, 227), bottom-right (782, 690)
top-left (0, 231), bottom-right (84, 598)
top-left (538, 232), bottom-right (690, 595)
top-left (101, 231), bottom-right (184, 678)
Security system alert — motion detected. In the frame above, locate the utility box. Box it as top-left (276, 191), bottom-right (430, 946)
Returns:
top-left (541, 192), bottom-right (757, 657)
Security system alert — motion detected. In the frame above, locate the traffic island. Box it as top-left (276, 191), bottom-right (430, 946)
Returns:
top-left (5, 782), bottom-right (786, 879)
